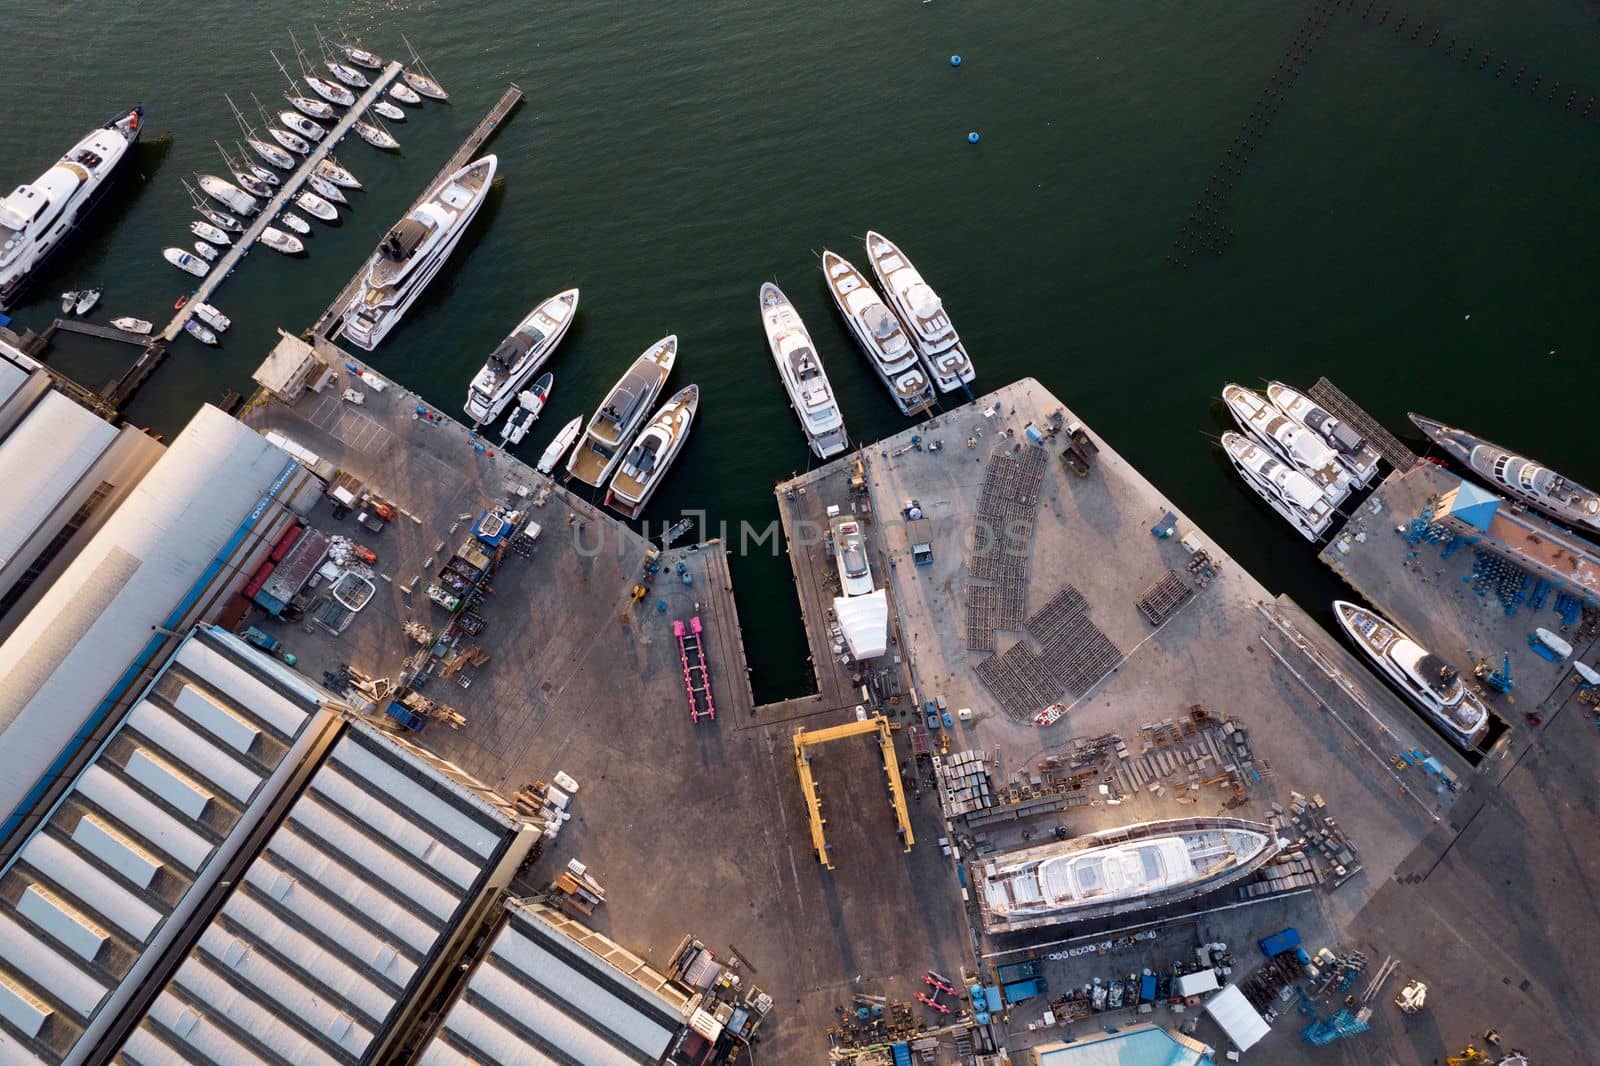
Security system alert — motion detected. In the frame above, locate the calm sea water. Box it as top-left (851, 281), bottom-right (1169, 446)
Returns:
top-left (5, 1), bottom-right (1597, 700)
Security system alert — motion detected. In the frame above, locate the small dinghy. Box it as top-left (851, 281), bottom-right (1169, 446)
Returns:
top-left (111, 316), bottom-right (153, 335)
top-left (280, 111), bottom-right (326, 142)
top-left (60, 290), bottom-right (79, 313)
top-left (353, 120), bottom-right (399, 150)
top-left (184, 319), bottom-right (218, 345)
top-left (326, 60), bottom-right (369, 88)
top-left (341, 42), bottom-right (382, 70)
top-left (371, 99), bottom-right (406, 122)
top-left (295, 190), bottom-right (338, 222)
top-left (305, 74), bottom-right (356, 107)
top-left (278, 212), bottom-right (310, 235)
top-left (501, 372), bottom-right (555, 446)
top-left (307, 174), bottom-right (348, 204)
top-left (537, 415), bottom-right (584, 475)
top-left (191, 219), bottom-right (232, 245)
top-left (248, 137), bottom-right (296, 170)
top-left (198, 204), bottom-right (243, 233)
top-left (268, 124), bottom-right (311, 155)
top-left (261, 227), bottom-right (306, 256)
top-left (193, 240), bottom-right (220, 262)
top-left (402, 68), bottom-right (448, 100)
top-left (315, 157), bottom-right (361, 188)
top-left (388, 80), bottom-right (421, 105)
top-left (199, 174), bottom-right (258, 215)
top-left (164, 247), bottom-right (209, 277)
top-left (287, 93), bottom-right (335, 121)
top-left (193, 301), bottom-right (231, 332)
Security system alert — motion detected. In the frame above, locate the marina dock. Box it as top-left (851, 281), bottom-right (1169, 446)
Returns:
top-left (102, 62), bottom-right (405, 408)
top-left (38, 317), bottom-right (149, 347)
top-left (313, 82), bottom-right (522, 341)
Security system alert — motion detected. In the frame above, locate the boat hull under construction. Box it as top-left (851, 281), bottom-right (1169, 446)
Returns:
top-left (1333, 600), bottom-right (1490, 749)
top-left (1409, 413), bottom-right (1600, 536)
top-left (342, 155), bottom-right (496, 351)
top-left (979, 817), bottom-right (1281, 933)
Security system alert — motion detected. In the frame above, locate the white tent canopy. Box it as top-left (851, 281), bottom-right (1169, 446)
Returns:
top-left (1205, 983), bottom-right (1270, 1052)
top-left (1176, 969), bottom-right (1219, 997)
top-left (834, 590), bottom-right (889, 660)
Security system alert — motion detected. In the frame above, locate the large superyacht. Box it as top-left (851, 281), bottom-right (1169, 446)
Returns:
top-left (0, 105), bottom-right (144, 307)
top-left (1409, 413), bottom-right (1600, 535)
top-left (1266, 381), bottom-right (1382, 486)
top-left (463, 289), bottom-right (579, 427)
top-left (606, 384), bottom-right (700, 520)
top-left (343, 155), bottom-right (497, 351)
top-left (567, 336), bottom-right (677, 488)
top-left (759, 282), bottom-right (849, 459)
top-left (821, 250), bottom-right (934, 416)
top-left (1222, 431), bottom-right (1335, 542)
top-left (863, 231), bottom-right (975, 395)
top-left (1223, 383), bottom-right (1353, 504)
top-left (1334, 600), bottom-right (1490, 749)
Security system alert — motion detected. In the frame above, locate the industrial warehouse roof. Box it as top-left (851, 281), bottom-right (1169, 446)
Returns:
top-left (1439, 478), bottom-right (1500, 533)
top-left (0, 625), bottom-right (334, 1065)
top-left (0, 391), bottom-right (117, 570)
top-left (117, 719), bottom-right (533, 1066)
top-left (0, 351), bottom-right (27, 405)
top-left (0, 404), bottom-right (320, 831)
top-left (419, 899), bottom-right (695, 1066)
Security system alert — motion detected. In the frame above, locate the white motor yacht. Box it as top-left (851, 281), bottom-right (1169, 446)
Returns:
top-left (280, 111), bottom-right (326, 142)
top-left (342, 155), bottom-right (496, 351)
top-left (371, 99), bottom-right (407, 122)
top-left (1223, 383), bottom-right (1353, 504)
top-left (863, 230), bottom-right (975, 394)
top-left (295, 191), bottom-right (338, 222)
top-left (340, 43), bottom-right (383, 70)
top-left (566, 336), bottom-right (677, 488)
top-left (464, 288), bottom-right (579, 426)
top-left (192, 301), bottom-right (230, 331)
top-left (537, 415), bottom-right (584, 475)
top-left (163, 247), bottom-right (208, 277)
top-left (261, 227), bottom-right (305, 256)
top-left (0, 104), bottom-right (144, 306)
top-left (606, 385), bottom-right (699, 519)
top-left (184, 319), bottom-right (218, 345)
top-left (190, 219), bottom-right (231, 246)
top-left (193, 240), bottom-right (219, 262)
top-left (822, 250), bottom-right (934, 416)
top-left (278, 212), bottom-right (310, 236)
top-left (111, 316), bottom-right (152, 334)
top-left (1222, 430), bottom-right (1333, 542)
top-left (760, 282), bottom-right (849, 459)
top-left (1334, 601), bottom-right (1491, 748)
top-left (1409, 414), bottom-right (1600, 535)
top-left (1267, 381), bottom-right (1382, 486)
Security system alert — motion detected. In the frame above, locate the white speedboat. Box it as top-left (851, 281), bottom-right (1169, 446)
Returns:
top-left (389, 81), bottom-right (422, 105)
top-left (341, 42), bottom-right (383, 70)
top-left (287, 93), bottom-right (335, 121)
top-left (822, 249), bottom-right (934, 416)
top-left (280, 111), bottom-right (326, 142)
top-left (863, 230), bottom-right (975, 394)
top-left (606, 384), bottom-right (699, 519)
top-left (193, 239), bottom-right (219, 262)
top-left (307, 174), bottom-right (348, 204)
top-left (196, 203), bottom-right (242, 233)
top-left (0, 104), bottom-right (143, 306)
top-left (1222, 430), bottom-right (1333, 542)
top-left (326, 60), bottom-right (369, 88)
top-left (537, 415), bottom-right (583, 475)
top-left (246, 137), bottom-right (295, 171)
top-left (1409, 414), bottom-right (1600, 536)
top-left (500, 371), bottom-right (554, 446)
top-left (371, 99), bottom-right (407, 122)
top-left (980, 818), bottom-right (1280, 931)
top-left (295, 191), bottom-right (338, 221)
top-left (163, 247), bottom-right (208, 277)
top-left (192, 301), bottom-right (230, 331)
top-left (305, 75), bottom-right (356, 107)
top-left (403, 68), bottom-right (448, 100)
top-left (278, 212), bottom-right (310, 235)
top-left (267, 124), bottom-right (311, 155)
top-left (315, 157), bottom-right (361, 188)
top-left (184, 318), bottom-right (218, 345)
top-left (354, 120), bottom-right (400, 150)
top-left (261, 227), bottom-right (305, 255)
top-left (1223, 384), bottom-right (1353, 504)
top-left (759, 281), bottom-right (849, 459)
top-left (567, 336), bottom-right (677, 488)
top-left (111, 316), bottom-right (152, 334)
top-left (464, 288), bottom-right (580, 426)
top-left (71, 287), bottom-right (101, 315)
top-left (1268, 382), bottom-right (1381, 487)
top-left (342, 155), bottom-right (496, 351)
top-left (1334, 601), bottom-right (1490, 748)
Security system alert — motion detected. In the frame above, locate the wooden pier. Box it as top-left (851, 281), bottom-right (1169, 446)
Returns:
top-left (102, 62), bottom-right (405, 408)
top-left (313, 82), bottom-right (523, 341)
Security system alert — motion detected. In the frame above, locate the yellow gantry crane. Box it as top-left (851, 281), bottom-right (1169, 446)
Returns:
top-left (792, 714), bottom-right (915, 869)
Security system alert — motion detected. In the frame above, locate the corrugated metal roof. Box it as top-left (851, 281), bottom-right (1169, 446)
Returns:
top-left (0, 626), bottom-right (331, 1065)
top-left (0, 404), bottom-right (318, 824)
top-left (0, 391), bottom-right (117, 571)
top-left (119, 721), bottom-right (530, 1066)
top-left (422, 901), bottom-right (692, 1066)
top-left (0, 352), bottom-right (28, 406)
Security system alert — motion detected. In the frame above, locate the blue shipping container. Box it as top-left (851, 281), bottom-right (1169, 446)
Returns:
top-left (892, 1042), bottom-right (912, 1066)
top-left (1003, 977), bottom-right (1048, 1004)
top-left (1258, 927), bottom-right (1302, 957)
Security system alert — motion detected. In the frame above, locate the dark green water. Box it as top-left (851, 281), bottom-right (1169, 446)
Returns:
top-left (6, 1), bottom-right (1598, 701)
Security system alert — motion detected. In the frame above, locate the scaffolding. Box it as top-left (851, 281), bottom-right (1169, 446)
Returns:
top-left (793, 715), bottom-right (915, 869)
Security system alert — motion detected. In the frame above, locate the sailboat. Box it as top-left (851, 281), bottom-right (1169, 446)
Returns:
top-left (227, 91), bottom-right (296, 170)
top-left (400, 33), bottom-right (449, 99)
